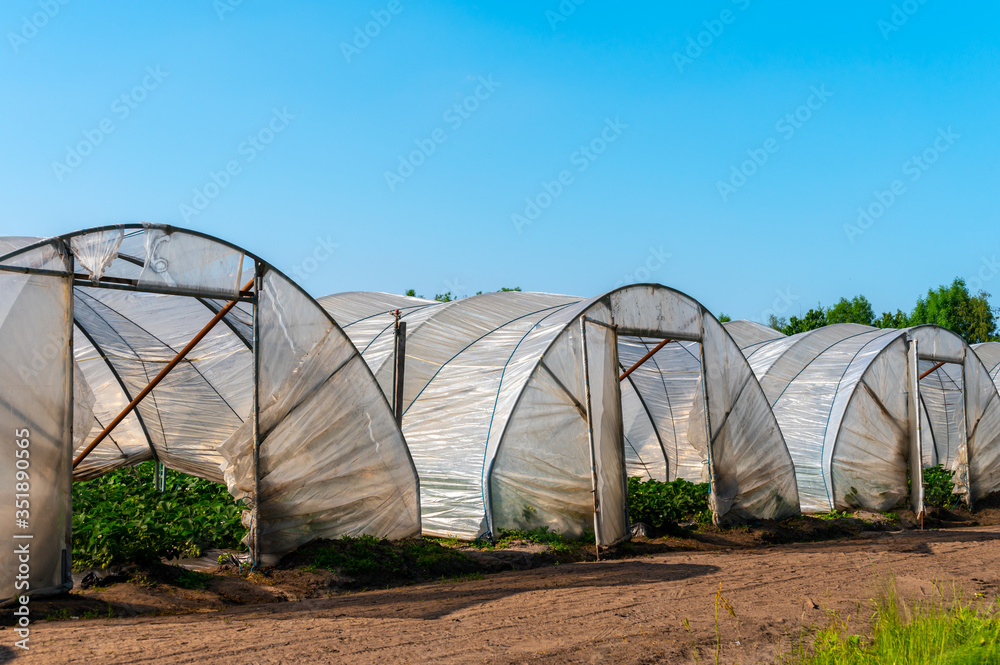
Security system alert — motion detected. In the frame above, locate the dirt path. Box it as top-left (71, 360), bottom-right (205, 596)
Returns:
top-left (5, 526), bottom-right (1000, 664)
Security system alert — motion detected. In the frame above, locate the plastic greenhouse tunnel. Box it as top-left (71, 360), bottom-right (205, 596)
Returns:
top-left (725, 321), bottom-right (1000, 515)
top-left (320, 285), bottom-right (801, 546)
top-left (0, 224), bottom-right (420, 604)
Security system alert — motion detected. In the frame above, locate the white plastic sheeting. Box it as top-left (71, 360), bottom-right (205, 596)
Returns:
top-left (971, 342), bottom-right (1000, 502)
top-left (219, 271), bottom-right (420, 562)
top-left (1, 225), bottom-right (420, 602)
top-left (323, 286), bottom-right (800, 544)
top-left (0, 242), bottom-right (75, 601)
top-left (734, 321), bottom-right (1000, 512)
top-left (974, 343), bottom-right (1000, 392)
top-left (723, 320), bottom-right (786, 353)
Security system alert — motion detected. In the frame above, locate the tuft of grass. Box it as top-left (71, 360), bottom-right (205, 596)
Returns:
top-left (490, 526), bottom-right (575, 552)
top-left (174, 569), bottom-right (211, 590)
top-left (44, 608), bottom-right (73, 621)
top-left (779, 581), bottom-right (1000, 664)
top-left (684, 583), bottom-right (740, 665)
top-left (428, 536), bottom-right (462, 548)
top-left (814, 509), bottom-right (852, 520)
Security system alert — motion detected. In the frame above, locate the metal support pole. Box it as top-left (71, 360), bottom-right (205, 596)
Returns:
top-left (611, 321), bottom-right (630, 535)
top-left (73, 277), bottom-right (256, 468)
top-left (392, 310), bottom-right (406, 426)
top-left (61, 240), bottom-right (75, 587)
top-left (697, 330), bottom-right (717, 525)
top-left (907, 340), bottom-right (924, 521)
top-left (251, 264), bottom-right (263, 565)
top-left (580, 318), bottom-right (601, 561)
top-left (960, 358), bottom-right (973, 509)
top-left (154, 461), bottom-right (167, 492)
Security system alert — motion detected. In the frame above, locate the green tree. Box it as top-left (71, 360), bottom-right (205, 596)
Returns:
top-left (717, 312), bottom-right (732, 323)
top-left (434, 292), bottom-right (454, 303)
top-left (499, 286), bottom-right (522, 292)
top-left (767, 314), bottom-right (788, 331)
top-left (825, 295), bottom-right (875, 326)
top-left (874, 309), bottom-right (909, 329)
top-left (782, 306), bottom-right (827, 335)
top-left (909, 278), bottom-right (998, 343)
top-left (961, 292), bottom-right (997, 343)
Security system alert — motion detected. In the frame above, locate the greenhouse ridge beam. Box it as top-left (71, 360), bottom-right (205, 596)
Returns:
top-left (619, 337), bottom-right (672, 382)
top-left (0, 262), bottom-right (254, 302)
top-left (72, 277), bottom-right (257, 469)
top-left (71, 276), bottom-right (255, 302)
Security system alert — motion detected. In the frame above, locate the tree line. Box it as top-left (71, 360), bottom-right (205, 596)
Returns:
top-left (404, 286), bottom-right (521, 303)
top-left (402, 279), bottom-right (998, 346)
top-left (760, 278), bottom-right (998, 344)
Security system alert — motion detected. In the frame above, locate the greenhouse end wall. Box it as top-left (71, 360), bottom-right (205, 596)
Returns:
top-left (2, 225), bottom-right (423, 599)
top-left (1, 252), bottom-right (74, 603)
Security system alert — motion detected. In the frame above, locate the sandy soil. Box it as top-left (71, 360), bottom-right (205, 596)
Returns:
top-left (3, 525), bottom-right (999, 664)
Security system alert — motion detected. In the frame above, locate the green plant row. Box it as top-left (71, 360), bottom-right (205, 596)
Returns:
top-left (72, 462), bottom-right (246, 570)
top-left (922, 464), bottom-right (959, 509)
top-left (297, 534), bottom-right (475, 579)
top-left (627, 476), bottom-right (711, 529)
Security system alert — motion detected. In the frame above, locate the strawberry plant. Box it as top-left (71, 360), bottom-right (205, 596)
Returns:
top-left (627, 477), bottom-right (711, 529)
top-left (922, 464), bottom-right (959, 508)
top-left (72, 462), bottom-right (246, 570)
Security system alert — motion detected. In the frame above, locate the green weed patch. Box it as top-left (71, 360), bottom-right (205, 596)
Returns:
top-left (780, 583), bottom-right (1000, 664)
top-left (283, 535), bottom-right (481, 586)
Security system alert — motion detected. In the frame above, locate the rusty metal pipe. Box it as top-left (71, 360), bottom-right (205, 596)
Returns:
top-left (73, 278), bottom-right (255, 469)
top-left (618, 337), bottom-right (672, 382)
top-left (918, 360), bottom-right (947, 381)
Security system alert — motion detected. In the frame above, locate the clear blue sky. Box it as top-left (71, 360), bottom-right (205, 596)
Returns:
top-left (3, 1), bottom-right (998, 322)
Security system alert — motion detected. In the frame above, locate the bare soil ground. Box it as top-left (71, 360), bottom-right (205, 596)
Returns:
top-left (3, 520), bottom-right (1000, 664)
